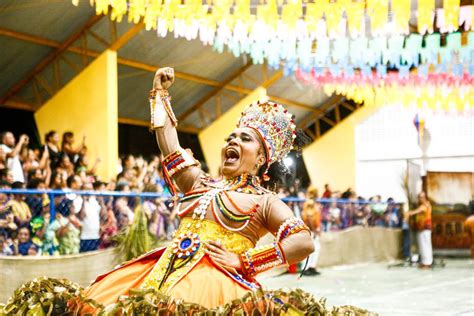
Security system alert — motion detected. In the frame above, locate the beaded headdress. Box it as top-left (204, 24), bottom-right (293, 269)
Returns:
top-left (238, 101), bottom-right (296, 174)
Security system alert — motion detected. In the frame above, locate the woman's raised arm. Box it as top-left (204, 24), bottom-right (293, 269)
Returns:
top-left (150, 67), bottom-right (202, 195)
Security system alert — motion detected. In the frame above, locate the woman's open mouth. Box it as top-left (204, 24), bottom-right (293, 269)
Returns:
top-left (224, 147), bottom-right (240, 164)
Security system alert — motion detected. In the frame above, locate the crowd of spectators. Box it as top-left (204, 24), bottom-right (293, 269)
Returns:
top-left (0, 130), bottom-right (176, 257)
top-left (281, 182), bottom-right (403, 233)
top-left (0, 130), bottom-right (402, 257)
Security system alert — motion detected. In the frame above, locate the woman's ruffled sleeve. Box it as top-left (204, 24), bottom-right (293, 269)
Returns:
top-left (149, 89), bottom-right (202, 194)
top-left (239, 195), bottom-right (314, 277)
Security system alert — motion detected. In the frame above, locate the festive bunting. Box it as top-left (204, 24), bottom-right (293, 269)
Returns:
top-left (438, 0), bottom-right (460, 33)
top-left (417, 0), bottom-right (436, 34)
top-left (367, 0), bottom-right (389, 36)
top-left (73, 1), bottom-right (474, 84)
top-left (459, 5), bottom-right (473, 31)
top-left (297, 68), bottom-right (474, 87)
top-left (392, 0), bottom-right (411, 35)
top-left (75, 1), bottom-right (473, 69)
top-left (297, 69), bottom-right (474, 113)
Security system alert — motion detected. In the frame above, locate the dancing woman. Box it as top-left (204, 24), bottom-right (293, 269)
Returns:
top-left (84, 67), bottom-right (315, 308)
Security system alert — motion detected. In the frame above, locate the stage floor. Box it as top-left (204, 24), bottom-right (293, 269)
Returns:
top-left (260, 259), bottom-right (474, 316)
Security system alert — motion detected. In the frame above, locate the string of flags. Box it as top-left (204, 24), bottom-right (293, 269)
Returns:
top-left (74, 1), bottom-right (474, 76)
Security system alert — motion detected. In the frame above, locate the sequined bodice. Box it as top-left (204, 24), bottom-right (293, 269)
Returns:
top-left (177, 174), bottom-right (270, 233)
top-left (141, 216), bottom-right (257, 293)
top-left (141, 174), bottom-right (270, 292)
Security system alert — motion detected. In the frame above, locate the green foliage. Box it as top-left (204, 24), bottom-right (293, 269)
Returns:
top-left (1, 278), bottom-right (377, 316)
top-left (0, 277), bottom-right (102, 316)
top-left (113, 201), bottom-right (160, 262)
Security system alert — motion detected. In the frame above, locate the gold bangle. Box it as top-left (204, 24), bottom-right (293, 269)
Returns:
top-left (149, 88), bottom-right (177, 128)
top-left (149, 88), bottom-right (170, 100)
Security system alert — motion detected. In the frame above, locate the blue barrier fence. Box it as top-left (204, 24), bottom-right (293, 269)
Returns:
top-left (0, 189), bottom-right (400, 205)
top-left (0, 188), bottom-right (401, 227)
top-left (0, 189), bottom-right (170, 223)
top-left (0, 188), bottom-right (404, 255)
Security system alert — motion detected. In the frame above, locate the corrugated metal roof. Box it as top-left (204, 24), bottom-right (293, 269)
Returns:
top-left (0, 0), bottom-right (332, 134)
top-left (0, 37), bottom-right (52, 96)
top-left (0, 0), bottom-right (95, 42)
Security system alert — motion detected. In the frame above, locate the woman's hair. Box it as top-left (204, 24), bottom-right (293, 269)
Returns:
top-left (45, 130), bottom-right (57, 143)
top-left (259, 128), bottom-right (311, 191)
top-left (62, 131), bottom-right (74, 146)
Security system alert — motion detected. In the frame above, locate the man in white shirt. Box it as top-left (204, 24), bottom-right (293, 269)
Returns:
top-left (67, 174), bottom-right (83, 212)
top-left (76, 181), bottom-right (105, 252)
top-left (0, 132), bottom-right (28, 183)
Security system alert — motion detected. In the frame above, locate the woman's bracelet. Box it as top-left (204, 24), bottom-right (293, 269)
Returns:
top-left (239, 242), bottom-right (286, 277)
top-left (149, 88), bottom-right (177, 129)
top-left (149, 88), bottom-right (170, 100)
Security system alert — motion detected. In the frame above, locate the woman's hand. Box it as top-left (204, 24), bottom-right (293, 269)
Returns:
top-left (153, 67), bottom-right (175, 90)
top-left (204, 240), bottom-right (243, 273)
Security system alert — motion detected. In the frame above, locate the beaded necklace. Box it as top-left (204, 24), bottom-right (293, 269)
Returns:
top-left (177, 174), bottom-right (264, 231)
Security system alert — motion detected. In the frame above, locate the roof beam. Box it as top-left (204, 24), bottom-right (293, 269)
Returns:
top-left (297, 95), bottom-right (345, 129)
top-left (180, 67), bottom-right (284, 124)
top-left (177, 62), bottom-right (253, 121)
top-left (109, 22), bottom-right (143, 51)
top-left (1, 99), bottom-right (35, 111)
top-left (0, 15), bottom-right (103, 105)
top-left (341, 101), bottom-right (355, 111)
top-left (0, 27), bottom-right (318, 113)
top-left (261, 70), bottom-right (283, 88)
top-left (268, 95), bottom-right (317, 113)
top-left (0, 27), bottom-right (60, 47)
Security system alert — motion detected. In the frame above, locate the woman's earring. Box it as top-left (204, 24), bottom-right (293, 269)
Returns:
top-left (254, 163), bottom-right (259, 170)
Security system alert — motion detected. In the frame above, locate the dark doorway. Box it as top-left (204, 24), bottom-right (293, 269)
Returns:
top-left (0, 108), bottom-right (41, 148)
top-left (118, 123), bottom-right (205, 162)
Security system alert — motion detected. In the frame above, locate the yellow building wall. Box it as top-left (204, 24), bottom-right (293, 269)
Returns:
top-left (198, 88), bottom-right (267, 177)
top-left (302, 105), bottom-right (378, 194)
top-left (35, 50), bottom-right (118, 180)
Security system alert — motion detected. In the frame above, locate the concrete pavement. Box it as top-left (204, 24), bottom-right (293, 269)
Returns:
top-left (260, 259), bottom-right (474, 316)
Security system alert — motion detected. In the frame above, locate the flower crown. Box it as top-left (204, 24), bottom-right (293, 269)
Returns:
top-left (238, 101), bottom-right (296, 171)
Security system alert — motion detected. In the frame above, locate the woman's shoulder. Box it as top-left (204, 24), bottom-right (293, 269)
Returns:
top-left (259, 191), bottom-right (286, 208)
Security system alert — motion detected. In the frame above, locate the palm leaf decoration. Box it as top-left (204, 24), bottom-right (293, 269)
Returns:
top-left (113, 199), bottom-right (161, 262)
top-left (1, 278), bottom-right (377, 315)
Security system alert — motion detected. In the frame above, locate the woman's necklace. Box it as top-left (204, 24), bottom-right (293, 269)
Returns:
top-left (178, 174), bottom-right (263, 231)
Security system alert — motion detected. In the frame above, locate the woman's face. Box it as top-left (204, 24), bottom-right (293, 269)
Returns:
top-left (221, 127), bottom-right (266, 179)
top-left (18, 228), bottom-right (30, 243)
top-left (107, 181), bottom-right (116, 191)
top-left (6, 171), bottom-right (13, 183)
top-left (49, 133), bottom-right (59, 145)
top-left (34, 169), bottom-right (43, 179)
top-left (28, 149), bottom-right (36, 161)
top-left (53, 173), bottom-right (62, 186)
top-left (418, 192), bottom-right (427, 203)
top-left (61, 155), bottom-right (71, 167)
top-left (124, 156), bottom-right (135, 169)
top-left (67, 135), bottom-right (74, 144)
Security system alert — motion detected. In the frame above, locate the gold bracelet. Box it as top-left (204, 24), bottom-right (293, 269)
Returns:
top-left (149, 88), bottom-right (170, 100)
top-left (149, 89), bottom-right (177, 128)
top-left (239, 243), bottom-right (286, 277)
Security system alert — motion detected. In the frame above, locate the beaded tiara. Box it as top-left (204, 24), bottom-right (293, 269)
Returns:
top-left (238, 101), bottom-right (296, 169)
